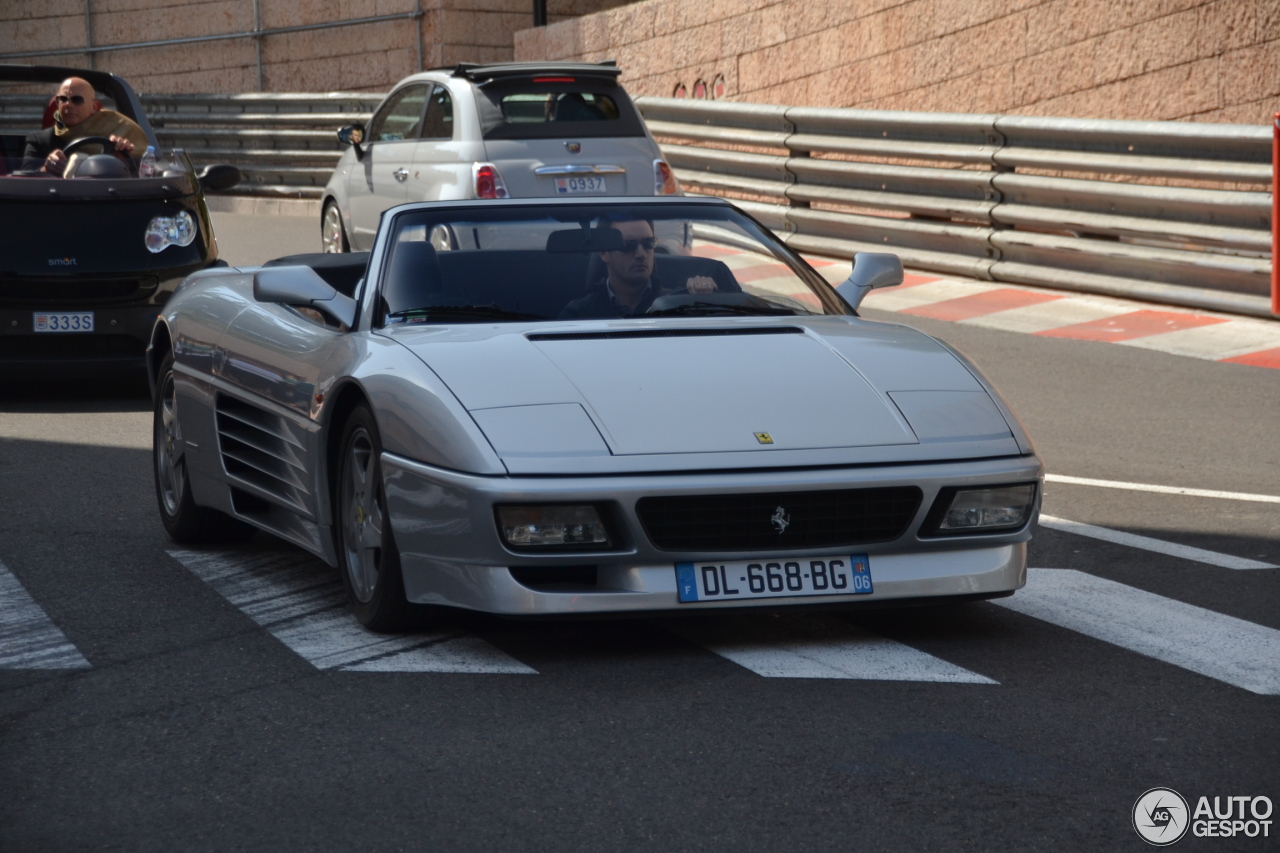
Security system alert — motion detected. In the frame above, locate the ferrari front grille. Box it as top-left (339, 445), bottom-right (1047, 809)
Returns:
top-left (636, 486), bottom-right (923, 551)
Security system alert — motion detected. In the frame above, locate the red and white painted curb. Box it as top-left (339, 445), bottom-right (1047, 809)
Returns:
top-left (804, 258), bottom-right (1280, 370)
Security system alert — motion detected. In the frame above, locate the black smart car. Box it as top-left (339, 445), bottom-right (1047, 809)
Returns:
top-left (0, 64), bottom-right (239, 377)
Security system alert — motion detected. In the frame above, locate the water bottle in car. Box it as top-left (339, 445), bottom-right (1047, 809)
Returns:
top-left (139, 145), bottom-right (157, 178)
top-left (169, 148), bottom-right (188, 173)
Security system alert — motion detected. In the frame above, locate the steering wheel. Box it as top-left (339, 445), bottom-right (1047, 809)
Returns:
top-left (61, 136), bottom-right (119, 157)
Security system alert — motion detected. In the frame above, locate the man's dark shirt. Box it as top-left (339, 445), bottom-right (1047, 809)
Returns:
top-left (21, 127), bottom-right (60, 171)
top-left (560, 277), bottom-right (668, 319)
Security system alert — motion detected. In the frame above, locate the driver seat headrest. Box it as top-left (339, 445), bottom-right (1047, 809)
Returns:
top-left (383, 240), bottom-right (443, 312)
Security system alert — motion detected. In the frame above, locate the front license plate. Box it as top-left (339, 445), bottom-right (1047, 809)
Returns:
top-left (33, 311), bottom-right (94, 333)
top-left (676, 556), bottom-right (872, 603)
top-left (555, 176), bottom-right (607, 194)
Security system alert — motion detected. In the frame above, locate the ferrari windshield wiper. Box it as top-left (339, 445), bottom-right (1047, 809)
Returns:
top-left (387, 304), bottom-right (543, 323)
top-left (644, 301), bottom-right (797, 317)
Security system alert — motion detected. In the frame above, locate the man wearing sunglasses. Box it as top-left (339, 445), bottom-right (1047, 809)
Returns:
top-left (22, 77), bottom-right (147, 176)
top-left (560, 219), bottom-right (717, 319)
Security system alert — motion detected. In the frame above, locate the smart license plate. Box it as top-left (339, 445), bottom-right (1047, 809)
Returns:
top-left (33, 312), bottom-right (94, 333)
top-left (555, 176), bottom-right (607, 194)
top-left (676, 556), bottom-right (872, 603)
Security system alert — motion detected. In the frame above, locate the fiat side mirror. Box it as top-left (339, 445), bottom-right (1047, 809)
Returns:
top-left (337, 124), bottom-right (365, 160)
top-left (254, 265), bottom-right (357, 329)
top-left (835, 252), bottom-right (904, 310)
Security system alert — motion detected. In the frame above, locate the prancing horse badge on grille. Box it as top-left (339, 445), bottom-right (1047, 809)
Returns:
top-left (771, 506), bottom-right (790, 534)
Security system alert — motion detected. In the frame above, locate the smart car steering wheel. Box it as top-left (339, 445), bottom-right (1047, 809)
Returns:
top-left (61, 136), bottom-right (118, 157)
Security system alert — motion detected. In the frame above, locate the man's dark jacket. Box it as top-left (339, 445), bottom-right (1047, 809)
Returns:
top-left (560, 277), bottom-right (671, 320)
top-left (21, 127), bottom-right (60, 171)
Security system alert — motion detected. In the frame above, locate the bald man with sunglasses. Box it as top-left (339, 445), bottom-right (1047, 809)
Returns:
top-left (22, 77), bottom-right (148, 176)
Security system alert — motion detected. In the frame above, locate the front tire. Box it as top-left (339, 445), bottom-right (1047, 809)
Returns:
top-left (154, 353), bottom-right (253, 543)
top-left (335, 404), bottom-right (411, 631)
top-left (321, 201), bottom-right (349, 253)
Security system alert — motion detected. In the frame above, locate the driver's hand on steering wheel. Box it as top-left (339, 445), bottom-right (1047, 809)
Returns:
top-left (686, 275), bottom-right (717, 295)
top-left (109, 134), bottom-right (135, 155)
top-left (43, 149), bottom-right (67, 175)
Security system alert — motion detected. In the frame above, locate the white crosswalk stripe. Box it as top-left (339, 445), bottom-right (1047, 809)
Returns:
top-left (168, 550), bottom-right (536, 674)
top-left (671, 613), bottom-right (996, 683)
top-left (995, 569), bottom-right (1280, 695)
top-left (1039, 516), bottom-right (1277, 570)
top-left (149, 552), bottom-right (1280, 694)
top-left (0, 558), bottom-right (90, 670)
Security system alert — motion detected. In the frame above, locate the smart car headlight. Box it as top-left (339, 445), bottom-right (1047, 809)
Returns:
top-left (496, 504), bottom-right (611, 549)
top-left (921, 483), bottom-right (1036, 537)
top-left (145, 210), bottom-right (196, 253)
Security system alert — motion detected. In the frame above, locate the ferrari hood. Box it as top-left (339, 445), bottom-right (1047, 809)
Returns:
top-left (391, 319), bottom-right (1019, 472)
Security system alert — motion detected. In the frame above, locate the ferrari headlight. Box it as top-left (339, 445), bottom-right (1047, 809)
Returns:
top-left (497, 505), bottom-right (611, 549)
top-left (924, 484), bottom-right (1036, 536)
top-left (145, 210), bottom-right (196, 253)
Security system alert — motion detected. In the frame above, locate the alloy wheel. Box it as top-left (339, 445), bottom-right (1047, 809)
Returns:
top-left (340, 427), bottom-right (383, 603)
top-left (155, 371), bottom-right (185, 517)
top-left (322, 204), bottom-right (345, 253)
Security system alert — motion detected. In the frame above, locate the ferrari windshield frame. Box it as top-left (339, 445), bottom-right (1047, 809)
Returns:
top-left (374, 198), bottom-right (850, 327)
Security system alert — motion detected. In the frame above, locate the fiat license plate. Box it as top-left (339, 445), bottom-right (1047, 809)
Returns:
top-left (33, 311), bottom-right (94, 333)
top-left (676, 556), bottom-right (872, 603)
top-left (555, 176), bottom-right (607, 194)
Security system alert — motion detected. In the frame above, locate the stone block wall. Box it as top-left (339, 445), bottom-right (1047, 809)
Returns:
top-left (0, 0), bottom-right (632, 94)
top-left (514, 0), bottom-right (1280, 125)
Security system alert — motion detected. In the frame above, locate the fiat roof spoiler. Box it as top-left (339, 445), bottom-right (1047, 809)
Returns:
top-left (448, 61), bottom-right (621, 84)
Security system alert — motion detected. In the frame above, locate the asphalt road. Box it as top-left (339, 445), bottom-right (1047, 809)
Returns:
top-left (0, 211), bottom-right (1276, 852)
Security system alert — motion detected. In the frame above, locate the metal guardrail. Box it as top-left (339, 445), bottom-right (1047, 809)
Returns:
top-left (636, 98), bottom-right (1276, 319)
top-left (145, 92), bottom-right (380, 196)
top-left (0, 91), bottom-right (380, 198)
top-left (0, 90), bottom-right (1273, 317)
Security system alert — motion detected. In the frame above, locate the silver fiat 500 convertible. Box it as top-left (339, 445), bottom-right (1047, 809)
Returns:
top-left (150, 195), bottom-right (1042, 631)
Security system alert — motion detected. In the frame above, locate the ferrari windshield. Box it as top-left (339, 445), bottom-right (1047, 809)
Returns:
top-left (379, 203), bottom-right (848, 325)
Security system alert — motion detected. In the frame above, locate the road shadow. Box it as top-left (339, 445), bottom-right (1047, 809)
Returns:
top-left (0, 372), bottom-right (150, 412)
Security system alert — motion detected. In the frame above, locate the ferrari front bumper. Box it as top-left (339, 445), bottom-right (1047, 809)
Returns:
top-left (382, 451), bottom-right (1039, 616)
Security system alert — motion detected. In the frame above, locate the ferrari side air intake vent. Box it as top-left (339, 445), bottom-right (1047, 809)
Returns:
top-left (215, 394), bottom-right (310, 514)
top-left (528, 327), bottom-right (803, 342)
top-left (636, 487), bottom-right (923, 551)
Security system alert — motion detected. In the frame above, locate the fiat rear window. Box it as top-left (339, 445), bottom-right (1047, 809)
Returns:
top-left (499, 92), bottom-right (620, 124)
top-left (476, 82), bottom-right (645, 140)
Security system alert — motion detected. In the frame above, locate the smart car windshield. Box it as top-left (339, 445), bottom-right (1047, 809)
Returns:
top-left (0, 74), bottom-right (190, 196)
top-left (0, 146), bottom-right (198, 200)
top-left (379, 202), bottom-right (848, 325)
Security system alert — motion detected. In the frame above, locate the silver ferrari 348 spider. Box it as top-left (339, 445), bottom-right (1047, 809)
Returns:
top-left (150, 196), bottom-right (1042, 631)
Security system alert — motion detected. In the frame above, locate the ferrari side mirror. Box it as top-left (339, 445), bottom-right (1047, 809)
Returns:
top-left (835, 252), bottom-right (904, 310)
top-left (254, 265), bottom-right (357, 329)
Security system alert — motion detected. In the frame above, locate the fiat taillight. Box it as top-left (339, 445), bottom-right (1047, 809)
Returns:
top-left (473, 163), bottom-right (510, 199)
